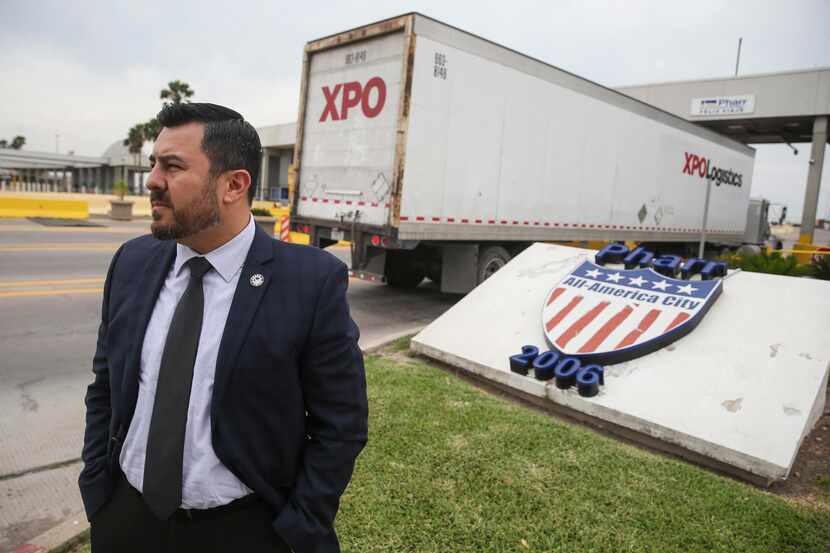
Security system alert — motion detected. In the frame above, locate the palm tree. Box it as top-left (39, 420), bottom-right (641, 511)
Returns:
top-left (123, 124), bottom-right (146, 166)
top-left (122, 80), bottom-right (194, 164)
top-left (143, 118), bottom-right (162, 141)
top-left (160, 80), bottom-right (194, 104)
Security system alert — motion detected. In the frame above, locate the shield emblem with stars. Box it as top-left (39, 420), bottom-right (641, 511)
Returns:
top-left (542, 260), bottom-right (722, 365)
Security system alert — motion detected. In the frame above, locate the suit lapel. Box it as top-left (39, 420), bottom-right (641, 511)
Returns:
top-left (213, 225), bottom-right (275, 404)
top-left (122, 239), bottom-right (176, 420)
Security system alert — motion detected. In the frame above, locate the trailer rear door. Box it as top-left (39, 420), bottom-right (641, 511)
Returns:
top-left (296, 31), bottom-right (406, 228)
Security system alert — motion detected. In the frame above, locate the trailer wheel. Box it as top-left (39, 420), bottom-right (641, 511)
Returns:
top-left (386, 251), bottom-right (425, 289)
top-left (477, 246), bottom-right (511, 284)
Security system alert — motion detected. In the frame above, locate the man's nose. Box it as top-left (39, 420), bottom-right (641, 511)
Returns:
top-left (146, 164), bottom-right (164, 191)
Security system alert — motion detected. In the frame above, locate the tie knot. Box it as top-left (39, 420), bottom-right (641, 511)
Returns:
top-left (186, 256), bottom-right (212, 279)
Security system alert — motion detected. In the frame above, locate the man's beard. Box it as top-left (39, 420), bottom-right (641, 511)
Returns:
top-left (150, 178), bottom-right (221, 241)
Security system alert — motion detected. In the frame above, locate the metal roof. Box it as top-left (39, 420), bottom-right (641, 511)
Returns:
top-left (617, 67), bottom-right (830, 144)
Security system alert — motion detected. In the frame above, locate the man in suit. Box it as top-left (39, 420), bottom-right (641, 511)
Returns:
top-left (79, 103), bottom-right (368, 553)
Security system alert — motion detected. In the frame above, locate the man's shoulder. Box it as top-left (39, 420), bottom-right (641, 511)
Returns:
top-left (122, 233), bottom-right (161, 250)
top-left (119, 233), bottom-right (167, 256)
top-left (111, 234), bottom-right (170, 271)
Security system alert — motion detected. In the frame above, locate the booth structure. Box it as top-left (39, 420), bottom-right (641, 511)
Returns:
top-left (256, 123), bottom-right (296, 203)
top-left (0, 140), bottom-right (150, 195)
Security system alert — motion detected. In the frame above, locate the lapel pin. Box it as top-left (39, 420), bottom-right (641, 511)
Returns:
top-left (250, 273), bottom-right (265, 287)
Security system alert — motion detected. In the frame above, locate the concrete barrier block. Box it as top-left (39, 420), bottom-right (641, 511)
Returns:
top-left (0, 197), bottom-right (88, 220)
top-left (412, 243), bottom-right (830, 483)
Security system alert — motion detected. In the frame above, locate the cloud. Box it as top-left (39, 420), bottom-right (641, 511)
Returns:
top-left (0, 41), bottom-right (165, 156)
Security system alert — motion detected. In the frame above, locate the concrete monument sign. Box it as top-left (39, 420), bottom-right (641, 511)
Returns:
top-left (412, 243), bottom-right (829, 483)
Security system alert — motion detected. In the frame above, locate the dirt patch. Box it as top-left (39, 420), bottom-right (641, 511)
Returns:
top-left (769, 385), bottom-right (830, 510)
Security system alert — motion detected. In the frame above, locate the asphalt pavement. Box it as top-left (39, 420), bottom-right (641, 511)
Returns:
top-left (0, 217), bottom-right (458, 552)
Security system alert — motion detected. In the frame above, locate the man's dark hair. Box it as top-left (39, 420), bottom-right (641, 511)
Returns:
top-left (157, 102), bottom-right (262, 203)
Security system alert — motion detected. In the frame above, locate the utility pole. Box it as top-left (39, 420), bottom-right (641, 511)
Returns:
top-left (734, 38), bottom-right (742, 76)
top-left (698, 176), bottom-right (713, 259)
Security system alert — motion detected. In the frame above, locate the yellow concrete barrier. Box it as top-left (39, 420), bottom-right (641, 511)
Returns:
top-left (0, 197), bottom-right (89, 220)
top-left (0, 191), bottom-right (150, 216)
top-left (259, 204), bottom-right (346, 246)
top-left (266, 206), bottom-right (309, 243)
top-left (793, 237), bottom-right (819, 265)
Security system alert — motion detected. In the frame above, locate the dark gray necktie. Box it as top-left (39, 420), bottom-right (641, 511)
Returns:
top-left (143, 256), bottom-right (212, 520)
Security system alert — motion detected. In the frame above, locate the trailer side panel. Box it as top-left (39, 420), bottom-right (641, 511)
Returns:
top-left (399, 31), bottom-right (753, 242)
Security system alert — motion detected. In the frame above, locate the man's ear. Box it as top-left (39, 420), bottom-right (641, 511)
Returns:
top-left (222, 169), bottom-right (252, 204)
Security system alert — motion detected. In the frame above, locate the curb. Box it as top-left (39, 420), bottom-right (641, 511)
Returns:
top-left (20, 328), bottom-right (425, 553)
top-left (89, 213), bottom-right (152, 221)
top-left (360, 326), bottom-right (425, 354)
top-left (13, 511), bottom-right (88, 553)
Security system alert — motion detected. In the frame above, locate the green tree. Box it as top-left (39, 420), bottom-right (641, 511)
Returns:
top-left (1, 136), bottom-right (25, 149)
top-left (143, 118), bottom-right (162, 141)
top-left (123, 123), bottom-right (146, 166)
top-left (160, 80), bottom-right (194, 105)
top-left (123, 80), bottom-right (194, 160)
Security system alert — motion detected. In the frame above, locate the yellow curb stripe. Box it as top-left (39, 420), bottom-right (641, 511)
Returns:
top-left (0, 278), bottom-right (105, 288)
top-left (0, 244), bottom-right (119, 248)
top-left (0, 225), bottom-right (146, 234)
top-left (0, 243), bottom-right (120, 252)
top-left (0, 287), bottom-right (104, 299)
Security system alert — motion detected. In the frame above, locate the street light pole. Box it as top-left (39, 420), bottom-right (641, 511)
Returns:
top-left (734, 37), bottom-right (742, 76)
top-left (698, 176), bottom-right (713, 259)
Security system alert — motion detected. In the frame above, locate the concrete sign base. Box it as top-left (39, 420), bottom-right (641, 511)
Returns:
top-left (411, 243), bottom-right (829, 484)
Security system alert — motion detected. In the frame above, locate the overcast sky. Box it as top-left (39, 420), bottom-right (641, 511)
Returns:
top-left (1, 0), bottom-right (828, 221)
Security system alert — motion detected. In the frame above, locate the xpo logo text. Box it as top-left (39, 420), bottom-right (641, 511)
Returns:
top-left (319, 77), bottom-right (387, 122)
top-left (682, 152), bottom-right (743, 187)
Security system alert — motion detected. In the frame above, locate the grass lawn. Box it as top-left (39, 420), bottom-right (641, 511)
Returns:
top-left (68, 338), bottom-right (830, 552)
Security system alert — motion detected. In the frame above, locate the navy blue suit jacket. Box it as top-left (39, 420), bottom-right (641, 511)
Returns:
top-left (79, 224), bottom-right (368, 553)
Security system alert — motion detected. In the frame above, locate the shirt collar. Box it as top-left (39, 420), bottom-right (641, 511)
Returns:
top-left (173, 215), bottom-right (256, 283)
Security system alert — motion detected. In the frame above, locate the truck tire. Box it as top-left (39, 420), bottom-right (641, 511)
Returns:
top-left (477, 246), bottom-right (511, 284)
top-left (386, 251), bottom-right (425, 289)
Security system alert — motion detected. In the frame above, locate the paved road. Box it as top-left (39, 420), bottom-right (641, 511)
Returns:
top-left (0, 217), bottom-right (459, 552)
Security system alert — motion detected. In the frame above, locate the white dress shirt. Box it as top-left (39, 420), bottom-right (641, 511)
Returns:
top-left (120, 216), bottom-right (256, 509)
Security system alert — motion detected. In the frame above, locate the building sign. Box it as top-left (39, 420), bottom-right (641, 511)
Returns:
top-left (510, 244), bottom-right (726, 398)
top-left (690, 94), bottom-right (755, 116)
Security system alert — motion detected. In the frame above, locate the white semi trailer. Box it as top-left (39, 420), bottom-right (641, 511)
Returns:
top-left (290, 13), bottom-right (757, 293)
